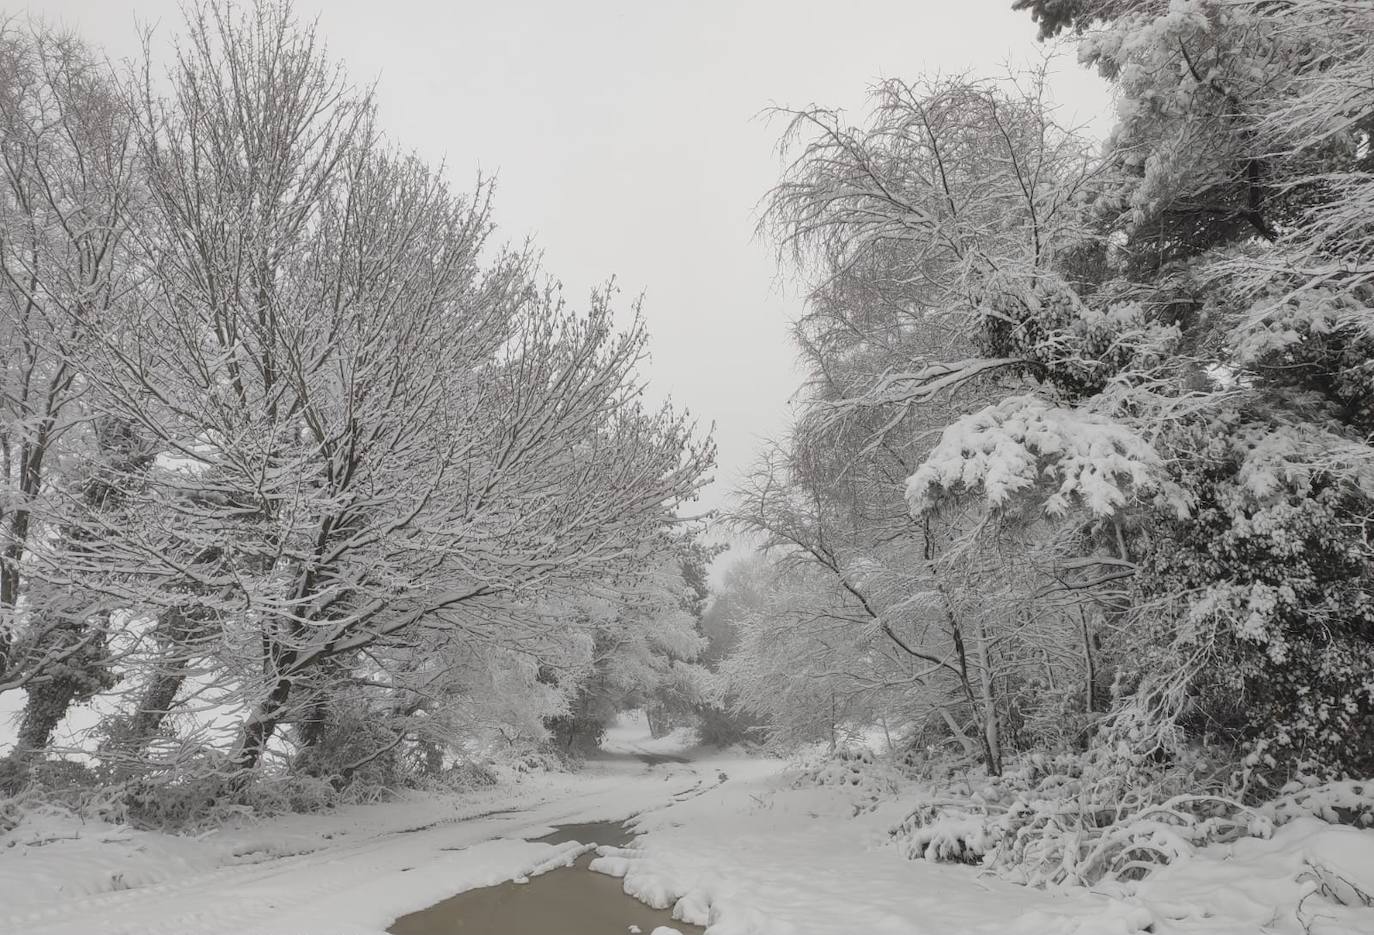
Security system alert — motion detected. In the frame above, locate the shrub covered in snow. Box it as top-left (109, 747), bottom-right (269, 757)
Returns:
top-left (1133, 411), bottom-right (1374, 779)
top-left (787, 746), bottom-right (904, 814)
top-left (891, 747), bottom-right (1374, 887)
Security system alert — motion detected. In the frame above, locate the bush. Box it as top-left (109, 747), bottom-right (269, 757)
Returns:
top-left (789, 745), bottom-right (904, 815)
top-left (1135, 414), bottom-right (1374, 779)
top-left (695, 701), bottom-right (761, 748)
top-left (889, 744), bottom-right (1374, 886)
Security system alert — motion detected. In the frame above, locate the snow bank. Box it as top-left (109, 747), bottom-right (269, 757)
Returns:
top-left (589, 756), bottom-right (1104, 934)
top-left (1115, 817), bottom-right (1374, 934)
top-left (595, 754), bottom-right (1374, 935)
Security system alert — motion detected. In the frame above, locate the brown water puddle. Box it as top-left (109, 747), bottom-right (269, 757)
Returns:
top-left (529, 819), bottom-right (638, 848)
top-left (388, 820), bottom-right (705, 935)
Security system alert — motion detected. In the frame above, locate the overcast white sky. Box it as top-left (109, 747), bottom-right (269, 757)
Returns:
top-left (37, 0), bottom-right (1109, 533)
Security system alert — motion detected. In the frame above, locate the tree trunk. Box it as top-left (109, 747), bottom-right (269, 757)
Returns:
top-left (111, 608), bottom-right (200, 761)
top-left (13, 617), bottom-right (107, 760)
top-left (971, 621), bottom-right (1003, 776)
top-left (16, 672), bottom-right (78, 754)
top-left (829, 690), bottom-right (838, 754)
top-left (1080, 607), bottom-right (1098, 714)
top-left (943, 592), bottom-right (1002, 777)
top-left (0, 427), bottom-right (54, 687)
top-left (234, 676), bottom-right (293, 772)
top-left (0, 540), bottom-right (21, 685)
top-left (938, 708), bottom-right (979, 758)
top-left (13, 417), bottom-right (151, 753)
top-left (950, 613), bottom-right (1005, 775)
top-left (123, 669), bottom-right (187, 752)
top-left (14, 614), bottom-right (111, 754)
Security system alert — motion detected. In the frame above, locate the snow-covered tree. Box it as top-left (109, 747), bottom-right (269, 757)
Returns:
top-left (546, 543), bottom-right (709, 755)
top-left (742, 71), bottom-right (1131, 773)
top-left (83, 1), bottom-right (714, 783)
top-left (0, 22), bottom-right (152, 788)
top-left (755, 0), bottom-right (1374, 777)
top-left (0, 2), bottom-right (713, 808)
top-left (1004, 0), bottom-right (1374, 778)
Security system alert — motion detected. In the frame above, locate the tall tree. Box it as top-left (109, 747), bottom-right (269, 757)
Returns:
top-left (739, 72), bottom-right (1117, 773)
top-left (0, 0), bottom-right (716, 787)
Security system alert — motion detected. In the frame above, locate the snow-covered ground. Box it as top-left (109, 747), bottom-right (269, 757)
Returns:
top-left (602, 759), bottom-right (1374, 935)
top-left (0, 731), bottom-right (719, 934)
top-left (2, 714), bottom-right (1371, 935)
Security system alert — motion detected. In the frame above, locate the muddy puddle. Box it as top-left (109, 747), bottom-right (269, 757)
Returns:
top-left (388, 819), bottom-right (705, 935)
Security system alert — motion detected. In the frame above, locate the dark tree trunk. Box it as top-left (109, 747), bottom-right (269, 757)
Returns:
top-left (8, 612), bottom-right (111, 787)
top-left (16, 672), bottom-right (80, 754)
top-left (14, 418), bottom-right (152, 755)
top-left (112, 607), bottom-right (205, 760)
top-left (1080, 608), bottom-right (1099, 715)
top-left (949, 615), bottom-right (1002, 777)
top-left (233, 676), bottom-right (294, 772)
top-left (124, 669), bottom-right (187, 751)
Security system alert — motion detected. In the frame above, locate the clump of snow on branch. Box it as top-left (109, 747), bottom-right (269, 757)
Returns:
top-left (905, 395), bottom-right (1186, 518)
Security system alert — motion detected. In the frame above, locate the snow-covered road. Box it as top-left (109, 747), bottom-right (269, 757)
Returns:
top-left (4, 718), bottom-right (1372, 935)
top-left (1, 746), bottom-right (721, 935)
